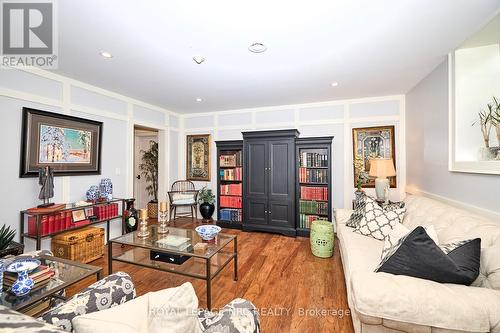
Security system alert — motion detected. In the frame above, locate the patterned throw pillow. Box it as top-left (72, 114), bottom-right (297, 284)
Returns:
top-left (354, 196), bottom-right (406, 240)
top-left (346, 193), bottom-right (367, 228)
top-left (378, 201), bottom-right (405, 211)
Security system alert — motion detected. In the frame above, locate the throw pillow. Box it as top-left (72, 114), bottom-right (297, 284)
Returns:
top-left (354, 196), bottom-right (406, 240)
top-left (346, 192), bottom-right (367, 228)
top-left (378, 201), bottom-right (405, 211)
top-left (380, 224), bottom-right (439, 260)
top-left (376, 226), bottom-right (481, 285)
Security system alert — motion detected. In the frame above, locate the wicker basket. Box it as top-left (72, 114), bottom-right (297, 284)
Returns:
top-left (51, 227), bottom-right (104, 263)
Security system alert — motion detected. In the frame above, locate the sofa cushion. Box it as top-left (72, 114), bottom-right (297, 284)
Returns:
top-left (377, 227), bottom-right (481, 285)
top-left (354, 196), bottom-right (406, 240)
top-left (350, 271), bottom-right (495, 332)
top-left (72, 282), bottom-right (202, 333)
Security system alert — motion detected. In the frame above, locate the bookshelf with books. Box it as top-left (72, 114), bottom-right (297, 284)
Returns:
top-left (295, 137), bottom-right (333, 237)
top-left (216, 140), bottom-right (244, 229)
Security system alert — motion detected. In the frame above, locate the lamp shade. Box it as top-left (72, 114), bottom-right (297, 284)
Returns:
top-left (369, 158), bottom-right (396, 178)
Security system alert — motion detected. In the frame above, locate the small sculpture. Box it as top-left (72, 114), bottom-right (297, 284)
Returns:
top-left (38, 166), bottom-right (54, 208)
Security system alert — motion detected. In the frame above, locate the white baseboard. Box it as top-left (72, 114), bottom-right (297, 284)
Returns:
top-left (406, 186), bottom-right (500, 223)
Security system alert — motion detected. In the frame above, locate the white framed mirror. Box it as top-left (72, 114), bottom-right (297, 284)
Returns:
top-left (449, 13), bottom-right (500, 175)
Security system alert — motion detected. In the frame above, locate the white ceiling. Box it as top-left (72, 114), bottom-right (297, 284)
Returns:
top-left (54, 0), bottom-right (500, 113)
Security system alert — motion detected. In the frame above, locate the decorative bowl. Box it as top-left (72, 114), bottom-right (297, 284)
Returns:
top-left (6, 259), bottom-right (40, 273)
top-left (195, 225), bottom-right (222, 241)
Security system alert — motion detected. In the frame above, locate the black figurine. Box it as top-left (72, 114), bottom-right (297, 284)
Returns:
top-left (38, 166), bottom-right (55, 208)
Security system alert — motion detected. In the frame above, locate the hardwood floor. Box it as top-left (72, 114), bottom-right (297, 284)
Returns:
top-left (67, 218), bottom-right (354, 333)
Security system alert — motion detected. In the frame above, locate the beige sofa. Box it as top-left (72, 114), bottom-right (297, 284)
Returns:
top-left (335, 194), bottom-right (500, 333)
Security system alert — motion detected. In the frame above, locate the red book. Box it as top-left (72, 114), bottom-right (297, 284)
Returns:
top-left (41, 216), bottom-right (49, 235)
top-left (48, 215), bottom-right (55, 234)
top-left (65, 212), bottom-right (71, 229)
top-left (55, 214), bottom-right (61, 232)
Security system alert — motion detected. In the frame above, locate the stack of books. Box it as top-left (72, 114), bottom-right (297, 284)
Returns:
top-left (299, 200), bottom-right (329, 215)
top-left (219, 151), bottom-right (242, 167)
top-left (300, 186), bottom-right (328, 201)
top-left (298, 168), bottom-right (328, 183)
top-left (220, 183), bottom-right (242, 196)
top-left (220, 196), bottom-right (242, 208)
top-left (219, 208), bottom-right (242, 222)
top-left (4, 265), bottom-right (55, 293)
top-left (156, 235), bottom-right (192, 251)
top-left (219, 167), bottom-right (242, 181)
top-left (299, 152), bottom-right (328, 167)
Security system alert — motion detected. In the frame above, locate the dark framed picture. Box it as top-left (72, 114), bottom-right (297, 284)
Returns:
top-left (352, 125), bottom-right (396, 188)
top-left (71, 209), bottom-right (87, 222)
top-left (20, 107), bottom-right (102, 177)
top-left (186, 134), bottom-right (210, 181)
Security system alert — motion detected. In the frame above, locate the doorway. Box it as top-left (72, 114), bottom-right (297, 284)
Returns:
top-left (134, 126), bottom-right (159, 211)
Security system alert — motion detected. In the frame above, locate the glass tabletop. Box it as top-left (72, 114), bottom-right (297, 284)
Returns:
top-left (110, 225), bottom-right (236, 259)
top-left (0, 255), bottom-right (100, 311)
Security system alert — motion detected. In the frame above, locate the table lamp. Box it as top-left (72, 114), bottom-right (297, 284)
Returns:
top-left (369, 158), bottom-right (396, 202)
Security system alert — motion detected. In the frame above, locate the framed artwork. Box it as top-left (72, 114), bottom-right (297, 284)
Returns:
top-left (20, 108), bottom-right (102, 177)
top-left (352, 126), bottom-right (396, 188)
top-left (71, 209), bottom-right (87, 222)
top-left (186, 134), bottom-right (211, 181)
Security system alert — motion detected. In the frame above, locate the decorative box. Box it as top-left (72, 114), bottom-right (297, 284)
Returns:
top-left (51, 227), bottom-right (104, 263)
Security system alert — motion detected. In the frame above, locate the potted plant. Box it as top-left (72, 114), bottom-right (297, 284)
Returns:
top-left (198, 187), bottom-right (215, 220)
top-left (353, 154), bottom-right (369, 198)
top-left (0, 225), bottom-right (23, 258)
top-left (139, 140), bottom-right (159, 218)
top-left (473, 100), bottom-right (496, 160)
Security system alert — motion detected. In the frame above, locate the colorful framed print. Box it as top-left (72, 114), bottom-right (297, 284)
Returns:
top-left (186, 134), bottom-right (211, 181)
top-left (71, 209), bottom-right (87, 222)
top-left (352, 126), bottom-right (396, 188)
top-left (20, 108), bottom-right (102, 177)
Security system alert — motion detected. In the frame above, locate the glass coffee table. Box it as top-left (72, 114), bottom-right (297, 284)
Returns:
top-left (1, 255), bottom-right (102, 314)
top-left (108, 225), bottom-right (237, 310)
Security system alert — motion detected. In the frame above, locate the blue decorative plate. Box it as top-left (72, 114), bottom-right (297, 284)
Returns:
top-left (6, 259), bottom-right (41, 273)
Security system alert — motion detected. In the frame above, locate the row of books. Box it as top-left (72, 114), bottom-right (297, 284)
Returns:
top-left (219, 151), bottom-right (243, 167)
top-left (27, 203), bottom-right (119, 236)
top-left (4, 264), bottom-right (55, 293)
top-left (299, 152), bottom-right (328, 167)
top-left (299, 200), bottom-right (329, 215)
top-left (219, 196), bottom-right (242, 208)
top-left (219, 208), bottom-right (242, 222)
top-left (298, 167), bottom-right (328, 184)
top-left (220, 167), bottom-right (242, 181)
top-left (220, 183), bottom-right (242, 196)
top-left (298, 214), bottom-right (328, 229)
top-left (300, 186), bottom-right (328, 201)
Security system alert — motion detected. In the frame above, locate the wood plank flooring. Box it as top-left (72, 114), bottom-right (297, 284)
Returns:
top-left (67, 218), bottom-right (354, 333)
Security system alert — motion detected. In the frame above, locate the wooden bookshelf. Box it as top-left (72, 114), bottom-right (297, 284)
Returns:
top-left (216, 140), bottom-right (243, 230)
top-left (295, 137), bottom-right (333, 237)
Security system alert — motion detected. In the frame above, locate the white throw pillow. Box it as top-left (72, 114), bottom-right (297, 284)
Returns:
top-left (73, 282), bottom-right (202, 333)
top-left (354, 196), bottom-right (406, 240)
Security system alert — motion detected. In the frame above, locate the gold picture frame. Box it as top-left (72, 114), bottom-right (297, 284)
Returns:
top-left (186, 134), bottom-right (211, 181)
top-left (352, 126), bottom-right (396, 188)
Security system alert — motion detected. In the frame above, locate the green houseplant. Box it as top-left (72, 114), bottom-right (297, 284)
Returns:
top-left (198, 187), bottom-right (216, 220)
top-left (139, 140), bottom-right (159, 218)
top-left (0, 224), bottom-right (23, 258)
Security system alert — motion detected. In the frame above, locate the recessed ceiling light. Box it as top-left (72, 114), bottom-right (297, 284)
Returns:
top-left (196, 98), bottom-right (202, 102)
top-left (192, 56), bottom-right (205, 64)
top-left (99, 51), bottom-right (113, 59)
top-left (330, 82), bottom-right (339, 87)
top-left (248, 42), bottom-right (267, 53)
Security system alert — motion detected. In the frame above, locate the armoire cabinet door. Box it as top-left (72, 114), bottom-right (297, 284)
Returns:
top-left (244, 140), bottom-right (269, 225)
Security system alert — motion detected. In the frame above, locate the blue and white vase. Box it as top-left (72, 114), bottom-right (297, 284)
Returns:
top-left (7, 259), bottom-right (39, 297)
top-left (86, 185), bottom-right (101, 201)
top-left (99, 178), bottom-right (113, 201)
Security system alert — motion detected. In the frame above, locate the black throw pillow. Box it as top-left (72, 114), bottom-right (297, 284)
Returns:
top-left (376, 226), bottom-right (481, 285)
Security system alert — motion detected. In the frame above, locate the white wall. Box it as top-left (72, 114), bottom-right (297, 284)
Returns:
top-left (406, 58), bottom-right (500, 215)
top-left (180, 96), bottom-right (406, 214)
top-left (0, 68), bottom-right (180, 251)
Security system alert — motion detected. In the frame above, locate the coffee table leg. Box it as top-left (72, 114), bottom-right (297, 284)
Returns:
top-left (206, 258), bottom-right (211, 310)
top-left (234, 237), bottom-right (238, 281)
top-left (107, 241), bottom-right (113, 275)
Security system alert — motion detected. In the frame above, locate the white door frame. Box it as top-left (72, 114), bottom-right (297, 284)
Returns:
top-left (127, 123), bottom-right (169, 209)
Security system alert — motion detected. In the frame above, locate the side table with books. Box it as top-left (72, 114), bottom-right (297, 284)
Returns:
top-left (1, 254), bottom-right (101, 316)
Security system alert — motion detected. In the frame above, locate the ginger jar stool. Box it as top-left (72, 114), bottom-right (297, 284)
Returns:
top-left (310, 220), bottom-right (334, 258)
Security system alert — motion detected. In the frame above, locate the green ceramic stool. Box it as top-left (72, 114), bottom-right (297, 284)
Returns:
top-left (310, 220), bottom-right (334, 258)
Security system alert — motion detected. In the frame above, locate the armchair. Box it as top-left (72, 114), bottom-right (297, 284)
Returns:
top-left (168, 180), bottom-right (199, 221)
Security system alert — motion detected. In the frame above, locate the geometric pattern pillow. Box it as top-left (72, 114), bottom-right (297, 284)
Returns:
top-left (346, 192), bottom-right (367, 228)
top-left (378, 201), bottom-right (405, 211)
top-left (380, 224), bottom-right (439, 260)
top-left (198, 298), bottom-right (260, 333)
top-left (354, 196), bottom-right (406, 240)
